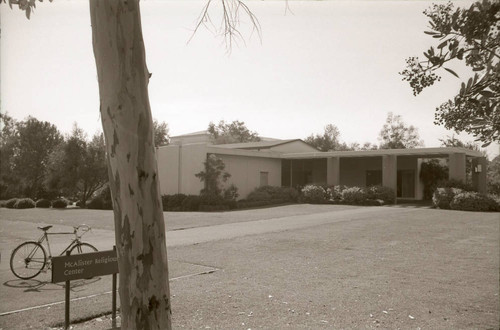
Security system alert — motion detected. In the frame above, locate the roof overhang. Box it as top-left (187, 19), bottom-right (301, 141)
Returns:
top-left (281, 147), bottom-right (484, 159)
top-left (207, 145), bottom-right (283, 159)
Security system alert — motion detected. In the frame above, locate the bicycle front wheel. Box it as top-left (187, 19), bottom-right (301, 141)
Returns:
top-left (69, 243), bottom-right (98, 255)
top-left (10, 241), bottom-right (47, 280)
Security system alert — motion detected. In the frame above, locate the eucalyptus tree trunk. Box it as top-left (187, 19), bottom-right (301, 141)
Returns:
top-left (89, 1), bottom-right (172, 329)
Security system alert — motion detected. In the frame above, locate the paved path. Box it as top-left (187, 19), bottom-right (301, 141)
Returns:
top-left (165, 206), bottom-right (415, 246)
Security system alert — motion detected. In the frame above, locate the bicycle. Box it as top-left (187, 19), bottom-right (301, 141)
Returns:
top-left (10, 224), bottom-right (98, 280)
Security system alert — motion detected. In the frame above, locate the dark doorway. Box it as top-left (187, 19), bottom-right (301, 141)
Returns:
top-left (397, 170), bottom-right (415, 198)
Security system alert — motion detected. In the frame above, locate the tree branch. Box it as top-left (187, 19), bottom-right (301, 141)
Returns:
top-left (189, 0), bottom-right (262, 53)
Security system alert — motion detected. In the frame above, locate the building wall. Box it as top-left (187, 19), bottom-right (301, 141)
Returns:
top-left (339, 157), bottom-right (382, 187)
top-left (217, 154), bottom-right (282, 198)
top-left (157, 143), bottom-right (207, 196)
top-left (157, 145), bottom-right (180, 195)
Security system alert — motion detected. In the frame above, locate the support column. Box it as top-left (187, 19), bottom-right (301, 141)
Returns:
top-left (472, 157), bottom-right (487, 194)
top-left (448, 153), bottom-right (466, 183)
top-left (327, 157), bottom-right (340, 186)
top-left (382, 155), bottom-right (397, 200)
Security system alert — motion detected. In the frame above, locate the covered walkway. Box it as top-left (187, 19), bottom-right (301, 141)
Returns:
top-left (282, 147), bottom-right (487, 200)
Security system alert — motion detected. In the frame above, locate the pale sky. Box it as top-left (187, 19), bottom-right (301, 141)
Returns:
top-left (2, 0), bottom-right (499, 158)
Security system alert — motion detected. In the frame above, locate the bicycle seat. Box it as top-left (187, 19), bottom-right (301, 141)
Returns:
top-left (37, 225), bottom-right (53, 231)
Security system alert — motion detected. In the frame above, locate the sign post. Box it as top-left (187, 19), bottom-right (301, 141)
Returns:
top-left (112, 246), bottom-right (117, 328)
top-left (65, 251), bottom-right (70, 330)
top-left (52, 248), bottom-right (119, 329)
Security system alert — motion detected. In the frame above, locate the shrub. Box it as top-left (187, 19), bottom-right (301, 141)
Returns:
top-left (341, 187), bottom-right (369, 205)
top-left (199, 204), bottom-right (230, 212)
top-left (436, 179), bottom-right (475, 192)
top-left (450, 192), bottom-right (500, 212)
top-left (199, 193), bottom-right (237, 211)
top-left (199, 193), bottom-right (224, 206)
top-left (181, 195), bottom-right (202, 211)
top-left (366, 185), bottom-right (395, 204)
top-left (161, 195), bottom-right (170, 211)
top-left (165, 194), bottom-right (187, 211)
top-left (326, 185), bottom-right (346, 201)
top-left (247, 186), bottom-right (299, 203)
top-left (361, 199), bottom-right (383, 206)
top-left (432, 187), bottom-right (463, 209)
top-left (301, 185), bottom-right (328, 204)
top-left (86, 196), bottom-right (112, 210)
top-left (36, 199), bottom-right (51, 208)
top-left (87, 197), bottom-right (104, 209)
top-left (87, 185), bottom-right (113, 210)
top-left (223, 184), bottom-right (239, 201)
top-left (5, 198), bottom-right (18, 209)
top-left (14, 198), bottom-right (36, 209)
top-left (52, 198), bottom-right (70, 209)
top-left (281, 187), bottom-right (300, 202)
top-left (161, 193), bottom-right (237, 212)
top-left (247, 189), bottom-right (271, 202)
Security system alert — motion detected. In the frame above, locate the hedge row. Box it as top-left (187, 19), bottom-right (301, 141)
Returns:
top-left (301, 184), bottom-right (395, 206)
top-left (161, 194), bottom-right (237, 212)
top-left (246, 186), bottom-right (299, 203)
top-left (433, 188), bottom-right (500, 212)
top-left (1, 198), bottom-right (71, 209)
top-left (161, 186), bottom-right (299, 212)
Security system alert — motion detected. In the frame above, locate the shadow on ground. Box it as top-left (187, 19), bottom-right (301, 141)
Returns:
top-left (4, 277), bottom-right (102, 293)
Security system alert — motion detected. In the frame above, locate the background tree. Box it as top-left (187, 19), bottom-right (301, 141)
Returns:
top-left (153, 119), bottom-right (170, 147)
top-left (208, 120), bottom-right (261, 144)
top-left (305, 124), bottom-right (343, 151)
top-left (400, 0), bottom-right (499, 146)
top-left (378, 112), bottom-right (424, 149)
top-left (359, 142), bottom-right (379, 151)
top-left (12, 117), bottom-right (63, 199)
top-left (305, 124), bottom-right (378, 151)
top-left (0, 112), bottom-right (20, 199)
top-left (45, 125), bottom-right (107, 205)
top-left (439, 134), bottom-right (484, 152)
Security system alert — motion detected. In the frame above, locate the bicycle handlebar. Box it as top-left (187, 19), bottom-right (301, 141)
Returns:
top-left (73, 224), bottom-right (92, 237)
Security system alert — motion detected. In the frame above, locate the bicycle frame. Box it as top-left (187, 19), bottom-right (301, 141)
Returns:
top-left (36, 228), bottom-right (86, 260)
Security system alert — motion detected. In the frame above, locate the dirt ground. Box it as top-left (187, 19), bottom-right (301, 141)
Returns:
top-left (0, 205), bottom-right (498, 329)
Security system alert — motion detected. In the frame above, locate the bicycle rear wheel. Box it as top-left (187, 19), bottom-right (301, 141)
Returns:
top-left (69, 242), bottom-right (98, 254)
top-left (10, 241), bottom-right (47, 280)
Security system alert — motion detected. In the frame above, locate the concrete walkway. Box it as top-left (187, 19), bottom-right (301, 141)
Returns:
top-left (165, 206), bottom-right (416, 246)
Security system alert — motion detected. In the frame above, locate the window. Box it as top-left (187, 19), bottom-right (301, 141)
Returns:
top-left (260, 171), bottom-right (269, 187)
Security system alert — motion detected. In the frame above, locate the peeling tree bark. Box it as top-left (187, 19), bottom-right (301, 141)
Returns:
top-left (89, 1), bottom-right (172, 329)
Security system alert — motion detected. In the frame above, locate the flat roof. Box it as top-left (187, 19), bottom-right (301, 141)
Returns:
top-left (170, 130), bottom-right (208, 138)
top-left (214, 139), bottom-right (306, 150)
top-left (282, 147), bottom-right (484, 159)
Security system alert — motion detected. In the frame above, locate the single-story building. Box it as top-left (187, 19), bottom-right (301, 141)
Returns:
top-left (157, 131), bottom-right (487, 200)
